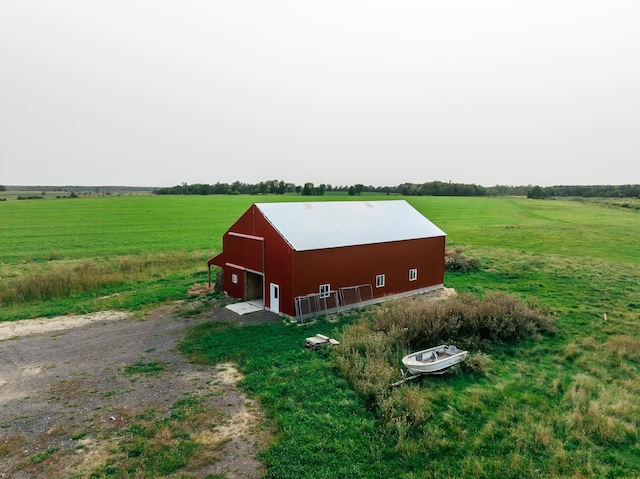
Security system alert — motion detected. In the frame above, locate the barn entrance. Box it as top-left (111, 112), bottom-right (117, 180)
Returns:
top-left (245, 271), bottom-right (264, 306)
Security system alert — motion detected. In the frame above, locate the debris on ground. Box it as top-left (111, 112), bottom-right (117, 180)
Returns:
top-left (305, 334), bottom-right (340, 350)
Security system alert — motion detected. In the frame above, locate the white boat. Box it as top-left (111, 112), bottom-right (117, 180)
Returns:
top-left (401, 344), bottom-right (468, 375)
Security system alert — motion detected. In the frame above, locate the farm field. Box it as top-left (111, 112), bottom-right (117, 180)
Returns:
top-left (2, 194), bottom-right (640, 478)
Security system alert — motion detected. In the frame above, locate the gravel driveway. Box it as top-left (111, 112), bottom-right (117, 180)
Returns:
top-left (0, 299), bottom-right (280, 478)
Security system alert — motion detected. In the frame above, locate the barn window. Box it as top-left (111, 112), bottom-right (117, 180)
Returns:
top-left (376, 274), bottom-right (385, 288)
top-left (319, 284), bottom-right (331, 298)
top-left (232, 273), bottom-right (238, 284)
top-left (409, 269), bottom-right (417, 281)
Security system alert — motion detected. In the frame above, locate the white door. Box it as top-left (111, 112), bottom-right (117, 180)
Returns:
top-left (270, 283), bottom-right (280, 313)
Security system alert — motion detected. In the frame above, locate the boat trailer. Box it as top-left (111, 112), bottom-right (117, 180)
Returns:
top-left (390, 367), bottom-right (451, 387)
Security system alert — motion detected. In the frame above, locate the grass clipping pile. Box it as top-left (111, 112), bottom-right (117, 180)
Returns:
top-left (0, 304), bottom-right (268, 479)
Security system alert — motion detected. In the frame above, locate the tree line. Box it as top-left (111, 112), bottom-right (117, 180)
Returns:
top-left (5, 181), bottom-right (631, 198)
top-left (527, 184), bottom-right (640, 199)
top-left (153, 181), bottom-right (328, 196)
top-left (152, 181), bottom-right (640, 198)
top-left (153, 180), bottom-right (492, 196)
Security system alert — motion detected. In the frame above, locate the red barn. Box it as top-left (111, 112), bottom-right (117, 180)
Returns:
top-left (208, 200), bottom-right (446, 321)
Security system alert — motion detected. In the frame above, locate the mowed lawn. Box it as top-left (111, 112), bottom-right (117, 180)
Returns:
top-left (0, 195), bottom-right (250, 263)
top-left (3, 194), bottom-right (637, 263)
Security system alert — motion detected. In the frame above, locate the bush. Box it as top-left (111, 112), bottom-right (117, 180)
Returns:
top-left (445, 247), bottom-right (481, 272)
top-left (373, 291), bottom-right (555, 350)
top-left (461, 351), bottom-right (492, 376)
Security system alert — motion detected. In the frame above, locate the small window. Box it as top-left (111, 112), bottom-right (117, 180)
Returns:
top-left (376, 274), bottom-right (385, 288)
top-left (231, 273), bottom-right (238, 284)
top-left (319, 284), bottom-right (331, 298)
top-left (409, 269), bottom-right (417, 281)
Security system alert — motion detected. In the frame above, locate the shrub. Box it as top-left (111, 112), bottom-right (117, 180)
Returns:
top-left (461, 351), bottom-right (492, 376)
top-left (17, 195), bottom-right (44, 200)
top-left (445, 247), bottom-right (481, 272)
top-left (373, 291), bottom-right (555, 350)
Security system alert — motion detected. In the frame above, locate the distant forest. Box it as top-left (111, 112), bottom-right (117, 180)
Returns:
top-left (153, 181), bottom-right (640, 198)
top-left (3, 182), bottom-right (639, 199)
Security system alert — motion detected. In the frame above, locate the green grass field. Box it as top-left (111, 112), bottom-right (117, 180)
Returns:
top-left (2, 194), bottom-right (640, 477)
top-left (4, 194), bottom-right (635, 265)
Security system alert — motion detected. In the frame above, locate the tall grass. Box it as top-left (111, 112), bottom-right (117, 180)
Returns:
top-left (373, 291), bottom-right (555, 350)
top-left (0, 251), bottom-right (206, 306)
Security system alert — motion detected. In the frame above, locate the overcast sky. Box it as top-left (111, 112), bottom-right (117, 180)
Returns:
top-left (1, 1), bottom-right (639, 187)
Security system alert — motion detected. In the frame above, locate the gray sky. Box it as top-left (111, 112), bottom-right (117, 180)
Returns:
top-left (2, 1), bottom-right (639, 187)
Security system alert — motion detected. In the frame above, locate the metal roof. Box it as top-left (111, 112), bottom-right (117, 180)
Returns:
top-left (255, 200), bottom-right (445, 251)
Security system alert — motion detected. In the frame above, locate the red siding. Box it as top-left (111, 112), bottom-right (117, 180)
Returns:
top-left (223, 264), bottom-right (245, 300)
top-left (213, 205), bottom-right (295, 312)
top-left (258, 212), bottom-right (293, 313)
top-left (291, 237), bottom-right (445, 302)
top-left (223, 234), bottom-right (264, 273)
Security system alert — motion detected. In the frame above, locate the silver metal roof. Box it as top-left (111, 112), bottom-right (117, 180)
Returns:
top-left (256, 200), bottom-right (445, 251)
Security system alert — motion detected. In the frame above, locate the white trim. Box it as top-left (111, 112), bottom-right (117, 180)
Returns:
top-left (225, 262), bottom-right (263, 276)
top-left (229, 232), bottom-right (265, 241)
top-left (270, 283), bottom-right (280, 314)
top-left (319, 283), bottom-right (331, 299)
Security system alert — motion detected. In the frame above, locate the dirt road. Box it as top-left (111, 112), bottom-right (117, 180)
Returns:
top-left (0, 300), bottom-right (278, 478)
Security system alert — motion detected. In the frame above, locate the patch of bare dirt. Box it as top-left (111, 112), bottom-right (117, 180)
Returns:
top-left (0, 300), bottom-right (280, 478)
top-left (429, 286), bottom-right (457, 300)
top-left (0, 311), bottom-right (129, 342)
top-left (188, 282), bottom-right (215, 297)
